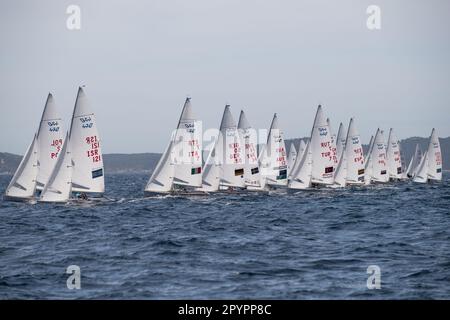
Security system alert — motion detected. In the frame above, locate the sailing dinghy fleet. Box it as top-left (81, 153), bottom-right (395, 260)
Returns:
top-left (4, 96), bottom-right (444, 202)
top-left (143, 100), bottom-right (443, 195)
top-left (4, 87), bottom-right (104, 203)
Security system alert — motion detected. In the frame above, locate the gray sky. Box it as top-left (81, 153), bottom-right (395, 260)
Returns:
top-left (1, 0), bottom-right (449, 154)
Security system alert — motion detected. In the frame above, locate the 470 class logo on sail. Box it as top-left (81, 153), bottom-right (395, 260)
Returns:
top-left (80, 116), bottom-right (93, 128)
top-left (47, 121), bottom-right (60, 132)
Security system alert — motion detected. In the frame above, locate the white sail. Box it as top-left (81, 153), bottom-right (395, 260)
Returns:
top-left (386, 128), bottom-right (403, 180)
top-left (336, 122), bottom-right (346, 161)
top-left (426, 128), bottom-right (442, 181)
top-left (36, 93), bottom-right (65, 190)
top-left (344, 118), bottom-right (365, 185)
top-left (405, 156), bottom-right (414, 179)
top-left (298, 140), bottom-right (306, 161)
top-left (327, 118), bottom-right (339, 175)
top-left (364, 135), bottom-right (374, 167)
top-left (288, 140), bottom-right (312, 189)
top-left (289, 139), bottom-right (306, 179)
top-left (261, 114), bottom-right (287, 187)
top-left (247, 144), bottom-right (268, 191)
top-left (332, 149), bottom-right (347, 188)
top-left (145, 140), bottom-right (175, 193)
top-left (4, 135), bottom-right (39, 200)
top-left (287, 142), bottom-right (297, 178)
top-left (406, 144), bottom-right (421, 178)
top-left (238, 110), bottom-right (261, 187)
top-left (39, 133), bottom-right (73, 203)
top-left (310, 105), bottom-right (334, 185)
top-left (218, 105), bottom-right (245, 188)
top-left (69, 87), bottom-right (104, 194)
top-left (399, 142), bottom-right (408, 180)
top-left (369, 129), bottom-right (389, 183)
top-left (196, 137), bottom-right (220, 192)
top-left (172, 98), bottom-right (202, 187)
top-left (413, 151), bottom-right (429, 183)
top-left (363, 135), bottom-right (374, 185)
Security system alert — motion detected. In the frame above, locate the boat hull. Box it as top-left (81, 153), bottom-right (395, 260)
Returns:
top-left (144, 190), bottom-right (208, 197)
top-left (3, 195), bottom-right (35, 202)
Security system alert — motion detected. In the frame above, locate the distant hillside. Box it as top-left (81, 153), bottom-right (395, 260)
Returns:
top-left (1, 136), bottom-right (449, 174)
top-left (0, 153), bottom-right (21, 175)
top-left (0, 152), bottom-right (161, 175)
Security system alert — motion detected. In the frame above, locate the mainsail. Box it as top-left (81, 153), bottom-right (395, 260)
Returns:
top-left (261, 114), bottom-right (287, 187)
top-left (288, 140), bottom-right (312, 189)
top-left (238, 110), bottom-right (261, 187)
top-left (287, 142), bottom-right (297, 179)
top-left (36, 93), bottom-right (65, 190)
top-left (344, 118), bottom-right (365, 185)
top-left (364, 135), bottom-right (374, 167)
top-left (426, 128), bottom-right (442, 181)
top-left (69, 87), bottom-right (105, 194)
top-left (386, 128), bottom-right (402, 180)
top-left (406, 144), bottom-right (422, 178)
top-left (4, 135), bottom-right (39, 200)
top-left (145, 140), bottom-right (176, 193)
top-left (290, 139), bottom-right (307, 177)
top-left (413, 151), bottom-right (429, 183)
top-left (327, 118), bottom-right (339, 175)
top-left (332, 148), bottom-right (347, 188)
top-left (336, 122), bottom-right (346, 161)
top-left (39, 133), bottom-right (73, 203)
top-left (218, 105), bottom-right (245, 188)
top-left (172, 98), bottom-right (202, 187)
top-left (196, 137), bottom-right (220, 192)
top-left (368, 129), bottom-right (389, 183)
top-left (310, 105), bottom-right (334, 185)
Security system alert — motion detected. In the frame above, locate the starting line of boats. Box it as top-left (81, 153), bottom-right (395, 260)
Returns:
top-left (3, 90), bottom-right (443, 203)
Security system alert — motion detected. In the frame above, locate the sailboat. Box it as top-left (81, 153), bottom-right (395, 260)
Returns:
top-left (332, 145), bottom-right (347, 188)
top-left (309, 105), bottom-right (334, 186)
top-left (216, 105), bottom-right (245, 190)
top-left (4, 135), bottom-right (39, 201)
top-left (36, 93), bottom-right (65, 191)
top-left (413, 151), bottom-right (429, 183)
top-left (247, 143), bottom-right (269, 191)
top-left (344, 118), bottom-right (365, 185)
top-left (145, 98), bottom-right (203, 195)
top-left (327, 118), bottom-right (339, 175)
top-left (287, 142), bottom-right (297, 179)
top-left (363, 135), bottom-right (374, 185)
top-left (196, 136), bottom-right (220, 192)
top-left (36, 87), bottom-right (104, 203)
top-left (331, 122), bottom-right (348, 188)
top-left (365, 129), bottom-right (389, 184)
top-left (259, 114), bottom-right (287, 188)
top-left (39, 133), bottom-right (73, 203)
top-left (67, 87), bottom-right (105, 197)
top-left (5, 93), bottom-right (64, 201)
top-left (289, 139), bottom-right (306, 180)
top-left (411, 129), bottom-right (442, 184)
top-left (405, 144), bottom-right (422, 179)
top-left (425, 128), bottom-right (442, 182)
top-left (238, 110), bottom-right (262, 188)
top-left (386, 128), bottom-right (403, 180)
top-left (288, 140), bottom-right (312, 190)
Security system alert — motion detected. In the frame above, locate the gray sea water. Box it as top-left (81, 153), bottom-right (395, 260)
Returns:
top-left (0, 173), bottom-right (449, 299)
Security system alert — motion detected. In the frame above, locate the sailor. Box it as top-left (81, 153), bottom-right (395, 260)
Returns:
top-left (78, 192), bottom-right (88, 200)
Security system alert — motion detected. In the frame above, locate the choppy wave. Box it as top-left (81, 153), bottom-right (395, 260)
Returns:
top-left (0, 173), bottom-right (449, 299)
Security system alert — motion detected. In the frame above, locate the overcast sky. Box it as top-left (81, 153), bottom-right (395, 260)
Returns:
top-left (1, 0), bottom-right (449, 154)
